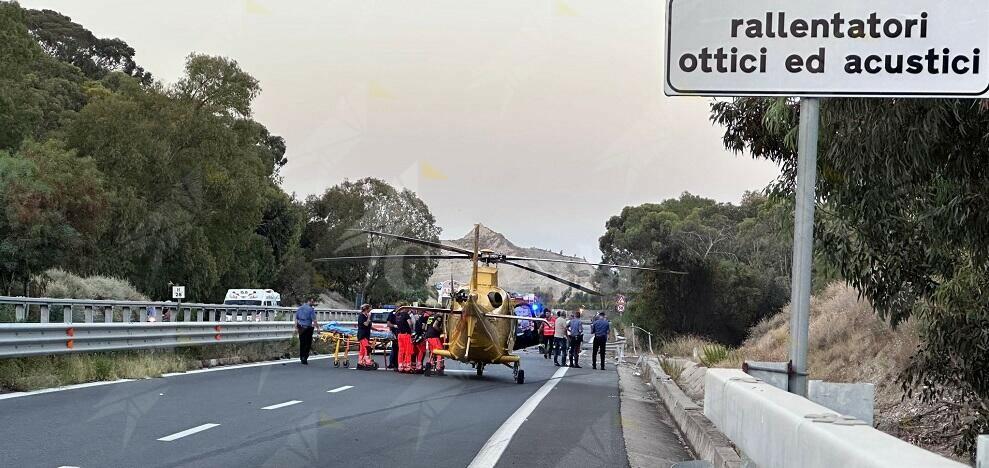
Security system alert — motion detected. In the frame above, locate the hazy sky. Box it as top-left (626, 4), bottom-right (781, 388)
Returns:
top-left (22, 0), bottom-right (780, 261)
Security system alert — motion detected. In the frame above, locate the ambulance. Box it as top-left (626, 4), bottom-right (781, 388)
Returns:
top-left (222, 289), bottom-right (282, 307)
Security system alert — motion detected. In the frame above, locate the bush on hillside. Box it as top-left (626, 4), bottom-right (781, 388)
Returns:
top-left (33, 269), bottom-right (148, 300)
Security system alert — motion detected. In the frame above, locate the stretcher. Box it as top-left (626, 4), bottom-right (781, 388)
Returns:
top-left (318, 322), bottom-right (393, 368)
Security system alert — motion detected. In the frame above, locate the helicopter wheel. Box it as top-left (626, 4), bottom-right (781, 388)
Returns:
top-left (333, 361), bottom-right (339, 368)
top-left (476, 363), bottom-right (485, 377)
top-left (343, 360), bottom-right (349, 368)
top-left (424, 362), bottom-right (432, 377)
top-left (512, 361), bottom-right (519, 378)
top-left (515, 369), bottom-right (525, 384)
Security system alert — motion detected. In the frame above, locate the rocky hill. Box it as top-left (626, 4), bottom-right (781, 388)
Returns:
top-left (428, 224), bottom-right (596, 300)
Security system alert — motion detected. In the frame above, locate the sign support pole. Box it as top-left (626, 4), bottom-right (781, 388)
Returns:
top-left (787, 97), bottom-right (819, 397)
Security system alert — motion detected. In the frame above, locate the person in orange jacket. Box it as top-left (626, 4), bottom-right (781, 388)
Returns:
top-left (395, 307), bottom-right (414, 372)
top-left (425, 313), bottom-right (445, 375)
top-left (541, 310), bottom-right (556, 359)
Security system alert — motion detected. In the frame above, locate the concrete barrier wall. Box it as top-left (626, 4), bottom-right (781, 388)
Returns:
top-left (704, 368), bottom-right (967, 468)
top-left (641, 359), bottom-right (743, 468)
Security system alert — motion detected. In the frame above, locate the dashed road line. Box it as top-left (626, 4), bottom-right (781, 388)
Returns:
top-left (261, 400), bottom-right (303, 410)
top-left (161, 354), bottom-right (347, 377)
top-left (327, 385), bottom-right (353, 393)
top-left (157, 423), bottom-right (221, 441)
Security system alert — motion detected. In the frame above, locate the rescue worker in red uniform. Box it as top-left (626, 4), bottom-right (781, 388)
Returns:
top-left (395, 308), bottom-right (414, 373)
top-left (542, 310), bottom-right (556, 359)
top-left (411, 312), bottom-right (428, 373)
top-left (356, 304), bottom-right (376, 370)
top-left (425, 313), bottom-right (444, 375)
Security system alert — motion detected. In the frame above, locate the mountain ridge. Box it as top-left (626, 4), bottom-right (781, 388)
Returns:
top-left (428, 224), bottom-right (596, 299)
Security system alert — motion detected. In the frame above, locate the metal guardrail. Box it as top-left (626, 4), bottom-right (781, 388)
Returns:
top-left (0, 295), bottom-right (359, 324)
top-left (0, 296), bottom-right (361, 358)
top-left (0, 322), bottom-right (294, 358)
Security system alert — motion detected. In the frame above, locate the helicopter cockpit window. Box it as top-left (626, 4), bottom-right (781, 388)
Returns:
top-left (487, 291), bottom-right (504, 308)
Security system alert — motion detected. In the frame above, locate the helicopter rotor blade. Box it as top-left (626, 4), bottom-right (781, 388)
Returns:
top-left (348, 229), bottom-right (474, 256)
top-left (502, 256), bottom-right (687, 275)
top-left (313, 254), bottom-right (471, 262)
top-left (501, 260), bottom-right (602, 296)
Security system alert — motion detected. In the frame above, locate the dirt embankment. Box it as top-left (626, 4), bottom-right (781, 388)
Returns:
top-left (663, 283), bottom-right (967, 463)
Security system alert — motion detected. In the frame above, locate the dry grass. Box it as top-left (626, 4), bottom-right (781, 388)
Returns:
top-left (647, 283), bottom-right (962, 461)
top-left (713, 283), bottom-right (964, 462)
top-left (0, 339), bottom-right (324, 392)
top-left (734, 283), bottom-right (919, 387)
top-left (660, 334), bottom-right (717, 359)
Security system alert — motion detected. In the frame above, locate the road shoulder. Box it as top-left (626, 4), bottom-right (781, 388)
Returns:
top-left (618, 364), bottom-right (693, 468)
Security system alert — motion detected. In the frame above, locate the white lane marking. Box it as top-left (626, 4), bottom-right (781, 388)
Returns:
top-left (161, 354), bottom-right (350, 377)
top-left (0, 379), bottom-right (134, 401)
top-left (327, 385), bottom-right (353, 393)
top-left (467, 366), bottom-right (569, 468)
top-left (0, 353), bottom-right (359, 402)
top-left (157, 423), bottom-right (220, 441)
top-left (261, 400), bottom-right (303, 410)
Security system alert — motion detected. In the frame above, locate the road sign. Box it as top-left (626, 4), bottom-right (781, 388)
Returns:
top-left (616, 294), bottom-right (626, 312)
top-left (665, 0), bottom-right (989, 97)
top-left (172, 286), bottom-right (185, 300)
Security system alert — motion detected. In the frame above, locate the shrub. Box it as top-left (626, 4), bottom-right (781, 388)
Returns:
top-left (659, 357), bottom-right (686, 382)
top-left (34, 269), bottom-right (148, 301)
top-left (699, 343), bottom-right (730, 367)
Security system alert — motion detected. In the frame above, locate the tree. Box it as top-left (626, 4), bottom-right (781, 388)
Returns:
top-left (0, 3), bottom-right (305, 304)
top-left (303, 178), bottom-right (442, 303)
top-left (24, 9), bottom-right (153, 85)
top-left (0, 140), bottom-right (107, 293)
top-left (66, 59), bottom-right (277, 301)
top-left (0, 3), bottom-right (87, 151)
top-left (174, 53), bottom-right (260, 118)
top-left (711, 96), bottom-right (989, 455)
top-left (598, 193), bottom-right (791, 345)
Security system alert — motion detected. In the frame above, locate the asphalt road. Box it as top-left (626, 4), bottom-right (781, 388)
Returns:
top-left (0, 348), bottom-right (665, 468)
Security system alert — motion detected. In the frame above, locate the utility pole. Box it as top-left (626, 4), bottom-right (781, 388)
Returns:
top-left (787, 98), bottom-right (819, 397)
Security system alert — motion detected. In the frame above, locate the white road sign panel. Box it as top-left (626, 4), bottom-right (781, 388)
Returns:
top-left (172, 286), bottom-right (186, 300)
top-left (665, 0), bottom-right (989, 97)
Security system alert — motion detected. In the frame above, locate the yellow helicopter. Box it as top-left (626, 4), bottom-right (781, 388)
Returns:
top-left (316, 225), bottom-right (683, 384)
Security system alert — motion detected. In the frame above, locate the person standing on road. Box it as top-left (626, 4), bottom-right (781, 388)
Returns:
top-left (425, 313), bottom-right (445, 374)
top-left (386, 307), bottom-right (399, 369)
top-left (295, 297), bottom-right (319, 365)
top-left (356, 304), bottom-right (375, 370)
top-left (395, 307), bottom-right (414, 373)
top-left (567, 310), bottom-right (583, 368)
top-left (411, 311), bottom-right (428, 373)
top-left (591, 312), bottom-right (610, 370)
top-left (541, 310), bottom-right (556, 359)
top-left (553, 310), bottom-right (568, 366)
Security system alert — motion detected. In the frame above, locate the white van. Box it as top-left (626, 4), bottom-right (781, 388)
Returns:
top-left (222, 289), bottom-right (282, 307)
